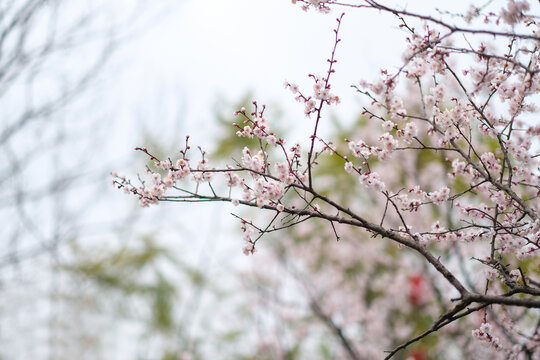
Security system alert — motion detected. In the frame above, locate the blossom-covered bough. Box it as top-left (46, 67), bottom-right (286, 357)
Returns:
top-left (114, 1), bottom-right (540, 358)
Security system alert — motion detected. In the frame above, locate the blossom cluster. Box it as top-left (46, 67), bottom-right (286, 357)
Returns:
top-left (472, 322), bottom-right (503, 351)
top-left (234, 106), bottom-right (280, 147)
top-left (500, 0), bottom-right (531, 24)
top-left (284, 75), bottom-right (340, 117)
top-left (111, 153), bottom-right (193, 207)
top-left (291, 0), bottom-right (331, 13)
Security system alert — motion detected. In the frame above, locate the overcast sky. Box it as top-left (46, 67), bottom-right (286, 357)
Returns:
top-left (110, 0), bottom-right (473, 154)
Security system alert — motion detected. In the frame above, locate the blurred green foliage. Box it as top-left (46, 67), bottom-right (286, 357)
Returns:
top-left (64, 236), bottom-right (179, 332)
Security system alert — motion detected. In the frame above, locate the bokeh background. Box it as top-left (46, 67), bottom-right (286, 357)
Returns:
top-left (0, 0), bottom-right (475, 359)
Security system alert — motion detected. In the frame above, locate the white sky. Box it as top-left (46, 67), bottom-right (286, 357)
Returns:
top-left (112, 0), bottom-right (474, 151)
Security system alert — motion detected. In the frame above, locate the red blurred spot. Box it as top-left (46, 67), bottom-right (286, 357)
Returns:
top-left (409, 349), bottom-right (428, 360)
top-left (408, 275), bottom-right (426, 306)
